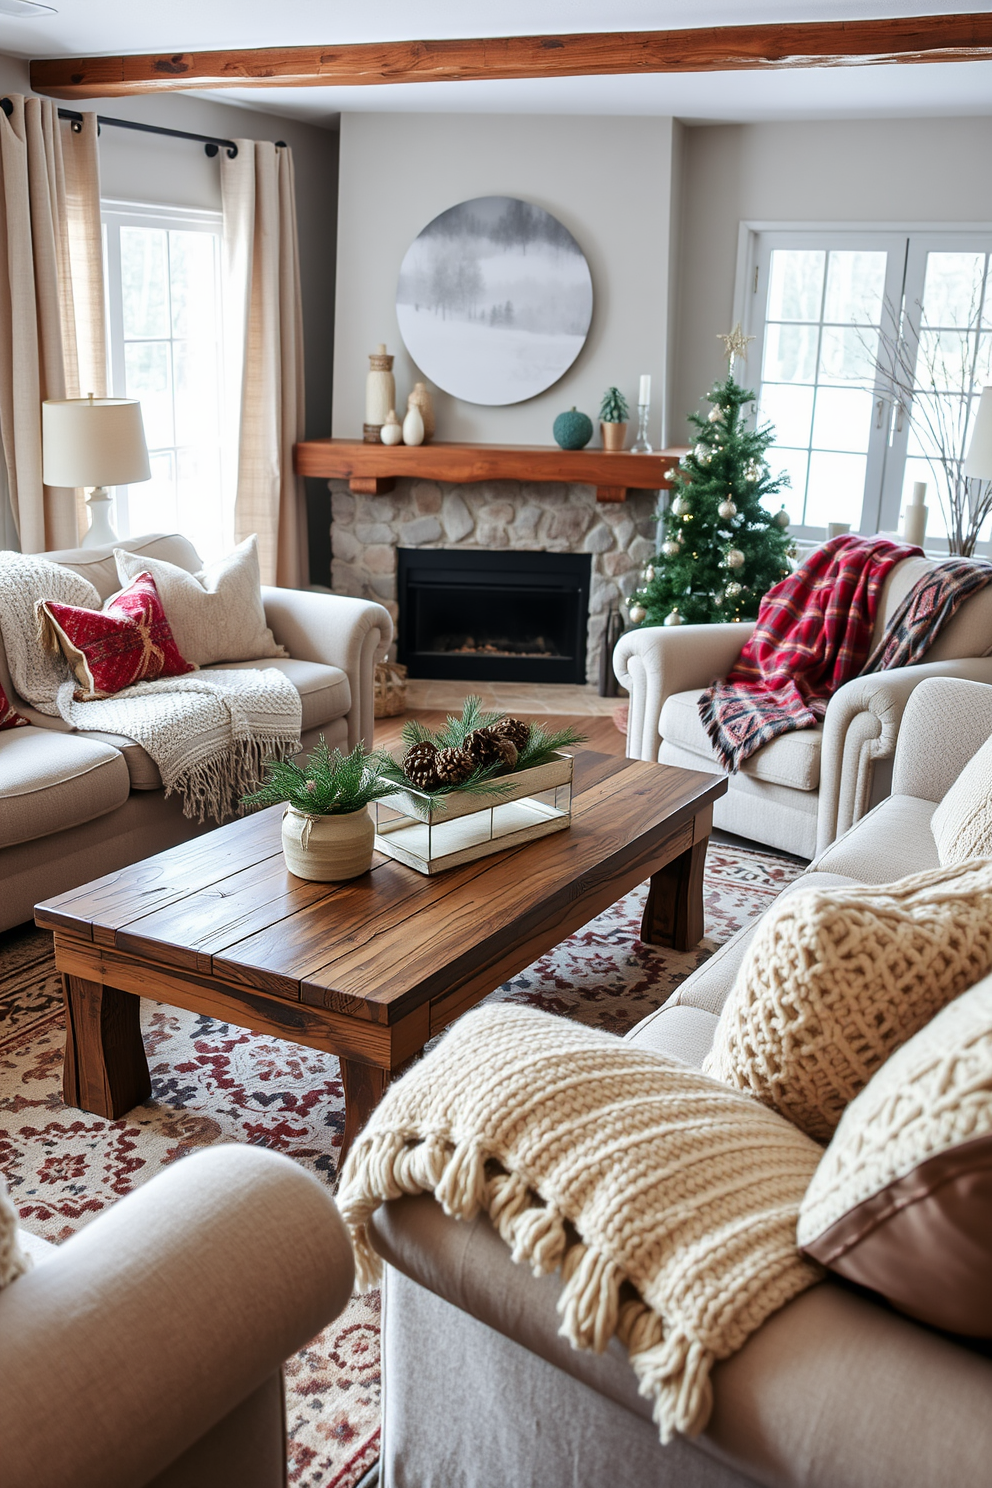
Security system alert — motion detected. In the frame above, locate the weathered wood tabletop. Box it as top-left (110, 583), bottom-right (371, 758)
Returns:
top-left (36, 752), bottom-right (726, 1154)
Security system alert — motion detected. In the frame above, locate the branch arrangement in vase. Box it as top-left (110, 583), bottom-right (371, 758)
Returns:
top-left (386, 695), bottom-right (586, 801)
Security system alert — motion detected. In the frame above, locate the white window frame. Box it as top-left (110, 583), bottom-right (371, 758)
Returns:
top-left (101, 198), bottom-right (231, 553)
top-left (734, 221), bottom-right (992, 551)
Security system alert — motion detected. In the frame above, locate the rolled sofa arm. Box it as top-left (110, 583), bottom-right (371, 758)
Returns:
top-left (262, 587), bottom-right (393, 751)
top-left (816, 657), bottom-right (992, 855)
top-left (613, 623), bottom-right (753, 762)
top-left (0, 1145), bottom-right (355, 1488)
top-left (891, 676), bottom-right (992, 801)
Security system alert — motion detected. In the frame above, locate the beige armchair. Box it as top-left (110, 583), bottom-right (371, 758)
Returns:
top-left (1, 1144), bottom-right (355, 1488)
top-left (614, 552), bottom-right (992, 858)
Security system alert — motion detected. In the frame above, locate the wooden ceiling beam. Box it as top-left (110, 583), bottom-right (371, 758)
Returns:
top-left (29, 15), bottom-right (992, 101)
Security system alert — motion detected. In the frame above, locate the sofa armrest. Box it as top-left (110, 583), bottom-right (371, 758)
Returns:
top-left (262, 587), bottom-right (393, 751)
top-left (613, 623), bottom-right (753, 762)
top-left (891, 676), bottom-right (992, 801)
top-left (817, 657), bottom-right (992, 854)
top-left (0, 1145), bottom-right (354, 1488)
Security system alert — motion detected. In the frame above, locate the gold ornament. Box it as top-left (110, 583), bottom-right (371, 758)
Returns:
top-left (725, 581), bottom-right (743, 598)
top-left (661, 539), bottom-right (679, 558)
top-left (708, 406), bottom-right (725, 423)
top-left (717, 498), bottom-right (737, 521)
top-left (744, 460), bottom-right (761, 482)
top-left (628, 603), bottom-right (647, 624)
top-left (643, 564), bottom-right (655, 582)
top-left (774, 507), bottom-right (790, 528)
top-left (717, 322), bottom-right (755, 364)
top-left (663, 608), bottom-right (683, 626)
top-left (693, 442), bottom-right (713, 466)
top-left (672, 494), bottom-right (691, 517)
top-left (725, 548), bottom-right (745, 569)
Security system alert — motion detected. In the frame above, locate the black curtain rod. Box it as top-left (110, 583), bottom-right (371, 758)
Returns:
top-left (0, 98), bottom-right (287, 159)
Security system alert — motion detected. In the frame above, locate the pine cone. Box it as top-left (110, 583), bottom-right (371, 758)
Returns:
top-left (463, 727), bottom-right (503, 770)
top-left (434, 746), bottom-right (474, 787)
top-left (404, 740), bottom-right (441, 791)
top-left (491, 716), bottom-right (530, 751)
top-left (494, 737), bottom-right (518, 772)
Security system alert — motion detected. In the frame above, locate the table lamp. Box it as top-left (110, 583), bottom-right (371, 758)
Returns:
top-left (963, 386), bottom-right (992, 486)
top-left (42, 396), bottom-right (151, 549)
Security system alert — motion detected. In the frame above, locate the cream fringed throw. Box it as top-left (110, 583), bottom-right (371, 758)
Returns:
top-left (337, 1005), bottom-right (823, 1443)
top-left (0, 551), bottom-right (301, 822)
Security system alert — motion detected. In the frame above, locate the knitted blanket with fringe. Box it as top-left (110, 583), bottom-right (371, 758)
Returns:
top-left (698, 534), bottom-right (919, 771)
top-left (0, 550), bottom-right (301, 822)
top-left (337, 1004), bottom-right (823, 1444)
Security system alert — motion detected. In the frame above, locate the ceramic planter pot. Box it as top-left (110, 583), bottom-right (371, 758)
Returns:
top-left (282, 805), bottom-right (375, 881)
top-left (601, 420), bottom-right (628, 452)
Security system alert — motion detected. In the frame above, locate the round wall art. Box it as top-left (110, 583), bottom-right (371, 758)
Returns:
top-left (395, 195), bottom-right (593, 407)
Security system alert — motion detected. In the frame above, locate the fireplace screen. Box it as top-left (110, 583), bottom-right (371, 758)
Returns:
top-left (397, 549), bottom-right (591, 683)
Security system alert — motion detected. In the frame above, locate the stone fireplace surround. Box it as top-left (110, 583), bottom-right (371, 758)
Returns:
top-left (328, 478), bottom-right (659, 685)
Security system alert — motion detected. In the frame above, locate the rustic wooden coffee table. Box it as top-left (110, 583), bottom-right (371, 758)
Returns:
top-left (36, 753), bottom-right (726, 1154)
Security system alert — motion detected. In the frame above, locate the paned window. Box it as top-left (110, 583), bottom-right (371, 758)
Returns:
top-left (103, 201), bottom-right (232, 563)
top-left (743, 229), bottom-right (992, 550)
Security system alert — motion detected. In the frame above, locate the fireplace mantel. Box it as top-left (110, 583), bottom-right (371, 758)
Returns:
top-left (294, 437), bottom-right (686, 504)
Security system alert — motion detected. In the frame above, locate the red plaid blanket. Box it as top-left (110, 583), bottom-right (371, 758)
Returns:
top-left (699, 535), bottom-right (920, 771)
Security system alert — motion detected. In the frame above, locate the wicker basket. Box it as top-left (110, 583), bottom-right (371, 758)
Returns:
top-left (374, 660), bottom-right (408, 718)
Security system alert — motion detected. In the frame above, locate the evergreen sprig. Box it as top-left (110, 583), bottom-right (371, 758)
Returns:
top-left (394, 698), bottom-right (587, 801)
top-left (516, 721), bottom-right (588, 771)
top-left (242, 737), bottom-right (397, 816)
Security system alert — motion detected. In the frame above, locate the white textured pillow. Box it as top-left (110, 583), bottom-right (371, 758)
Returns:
top-left (115, 535), bottom-right (287, 667)
top-left (931, 732), bottom-right (992, 865)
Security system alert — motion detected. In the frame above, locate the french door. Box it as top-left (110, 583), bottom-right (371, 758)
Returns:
top-left (744, 229), bottom-right (992, 550)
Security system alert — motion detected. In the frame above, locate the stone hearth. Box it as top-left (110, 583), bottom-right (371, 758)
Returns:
top-left (328, 478), bottom-right (659, 684)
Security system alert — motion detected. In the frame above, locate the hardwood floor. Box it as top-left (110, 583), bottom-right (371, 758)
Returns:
top-left (374, 680), bottom-right (627, 759)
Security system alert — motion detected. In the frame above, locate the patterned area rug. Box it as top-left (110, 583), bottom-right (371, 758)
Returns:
top-left (0, 840), bottom-right (800, 1487)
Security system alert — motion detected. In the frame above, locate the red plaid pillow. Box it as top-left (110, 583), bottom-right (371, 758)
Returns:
top-left (38, 571), bottom-right (195, 701)
top-left (0, 683), bottom-right (28, 731)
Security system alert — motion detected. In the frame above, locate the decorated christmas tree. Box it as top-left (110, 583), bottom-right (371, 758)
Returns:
top-left (628, 332), bottom-right (794, 627)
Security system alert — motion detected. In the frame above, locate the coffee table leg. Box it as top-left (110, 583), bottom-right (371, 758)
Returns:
top-left (641, 836), bottom-right (709, 951)
top-left (339, 1059), bottom-right (388, 1160)
top-left (62, 975), bottom-right (152, 1119)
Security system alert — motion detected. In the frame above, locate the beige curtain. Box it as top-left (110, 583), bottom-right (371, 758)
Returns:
top-left (0, 97), bottom-right (106, 551)
top-left (221, 140), bottom-right (306, 588)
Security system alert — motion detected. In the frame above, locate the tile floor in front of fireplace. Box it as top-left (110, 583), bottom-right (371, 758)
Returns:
top-left (402, 679), bottom-right (626, 716)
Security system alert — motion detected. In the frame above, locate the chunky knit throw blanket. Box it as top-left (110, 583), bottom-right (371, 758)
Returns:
top-left (338, 1004), bottom-right (823, 1443)
top-left (699, 534), bottom-right (919, 771)
top-left (0, 551), bottom-right (301, 822)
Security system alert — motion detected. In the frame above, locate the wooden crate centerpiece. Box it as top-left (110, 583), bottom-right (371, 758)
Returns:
top-left (374, 701), bottom-right (584, 876)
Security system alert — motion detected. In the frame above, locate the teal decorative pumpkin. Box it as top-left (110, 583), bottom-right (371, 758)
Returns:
top-left (553, 407), bottom-right (593, 450)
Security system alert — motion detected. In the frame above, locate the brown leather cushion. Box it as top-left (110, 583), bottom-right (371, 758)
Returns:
top-left (798, 975), bottom-right (992, 1336)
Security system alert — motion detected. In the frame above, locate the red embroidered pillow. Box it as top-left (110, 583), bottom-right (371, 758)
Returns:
top-left (38, 571), bottom-right (195, 701)
top-left (0, 683), bottom-right (28, 730)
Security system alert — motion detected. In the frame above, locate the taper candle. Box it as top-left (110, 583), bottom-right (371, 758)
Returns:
top-left (638, 374), bottom-right (651, 406)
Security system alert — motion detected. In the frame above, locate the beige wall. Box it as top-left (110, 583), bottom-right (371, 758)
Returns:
top-left (333, 112), bottom-right (679, 450)
top-left (673, 117), bottom-right (992, 436)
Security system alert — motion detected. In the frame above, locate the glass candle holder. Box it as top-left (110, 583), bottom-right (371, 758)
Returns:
top-left (631, 402), bottom-right (653, 454)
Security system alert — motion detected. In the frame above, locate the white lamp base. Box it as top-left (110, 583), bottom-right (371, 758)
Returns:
top-left (80, 486), bottom-right (118, 549)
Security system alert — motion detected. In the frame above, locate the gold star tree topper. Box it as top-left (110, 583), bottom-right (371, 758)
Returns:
top-left (718, 322), bottom-right (755, 364)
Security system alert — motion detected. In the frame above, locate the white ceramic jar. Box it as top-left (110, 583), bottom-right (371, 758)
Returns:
top-left (281, 806), bottom-right (375, 881)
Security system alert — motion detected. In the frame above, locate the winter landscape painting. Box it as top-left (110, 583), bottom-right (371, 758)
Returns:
top-left (395, 196), bottom-right (593, 406)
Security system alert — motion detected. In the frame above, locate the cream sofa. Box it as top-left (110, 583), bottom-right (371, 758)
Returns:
top-left (369, 676), bottom-right (992, 1488)
top-left (2, 1144), bottom-right (355, 1488)
top-left (614, 552), bottom-right (992, 858)
top-left (0, 532), bottom-right (392, 931)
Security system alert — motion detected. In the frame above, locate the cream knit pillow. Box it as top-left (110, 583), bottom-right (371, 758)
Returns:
top-left (798, 973), bottom-right (992, 1336)
top-left (931, 732), bottom-right (992, 865)
top-left (114, 535), bottom-right (287, 667)
top-left (1, 1176), bottom-right (30, 1290)
top-left (702, 860), bottom-right (992, 1142)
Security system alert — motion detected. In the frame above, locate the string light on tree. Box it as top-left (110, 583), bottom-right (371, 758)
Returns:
top-left (625, 327), bottom-right (794, 627)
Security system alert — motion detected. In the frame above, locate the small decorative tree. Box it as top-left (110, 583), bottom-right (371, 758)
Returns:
top-left (628, 337), bottom-right (794, 627)
top-left (599, 387), bottom-right (630, 424)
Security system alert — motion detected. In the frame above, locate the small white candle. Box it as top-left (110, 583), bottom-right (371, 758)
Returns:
top-left (639, 374), bottom-right (651, 407)
top-left (910, 481), bottom-right (927, 507)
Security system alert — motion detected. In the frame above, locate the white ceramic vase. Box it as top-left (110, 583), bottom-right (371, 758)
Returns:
top-left (281, 805), bottom-right (375, 882)
top-left (380, 409), bottom-right (403, 446)
top-left (365, 344), bottom-right (395, 436)
top-left (402, 403), bottom-right (425, 447)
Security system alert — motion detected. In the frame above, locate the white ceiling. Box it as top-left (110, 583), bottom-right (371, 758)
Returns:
top-left (3, 0), bottom-right (992, 127)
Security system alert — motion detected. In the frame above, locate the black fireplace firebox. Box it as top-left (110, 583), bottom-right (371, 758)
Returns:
top-left (397, 549), bottom-right (592, 683)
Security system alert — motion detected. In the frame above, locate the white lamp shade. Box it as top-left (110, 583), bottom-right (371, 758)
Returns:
top-left (42, 398), bottom-right (151, 488)
top-left (964, 387), bottom-right (992, 481)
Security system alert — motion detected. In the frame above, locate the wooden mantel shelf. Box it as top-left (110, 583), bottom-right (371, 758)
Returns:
top-left (294, 437), bottom-right (686, 504)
